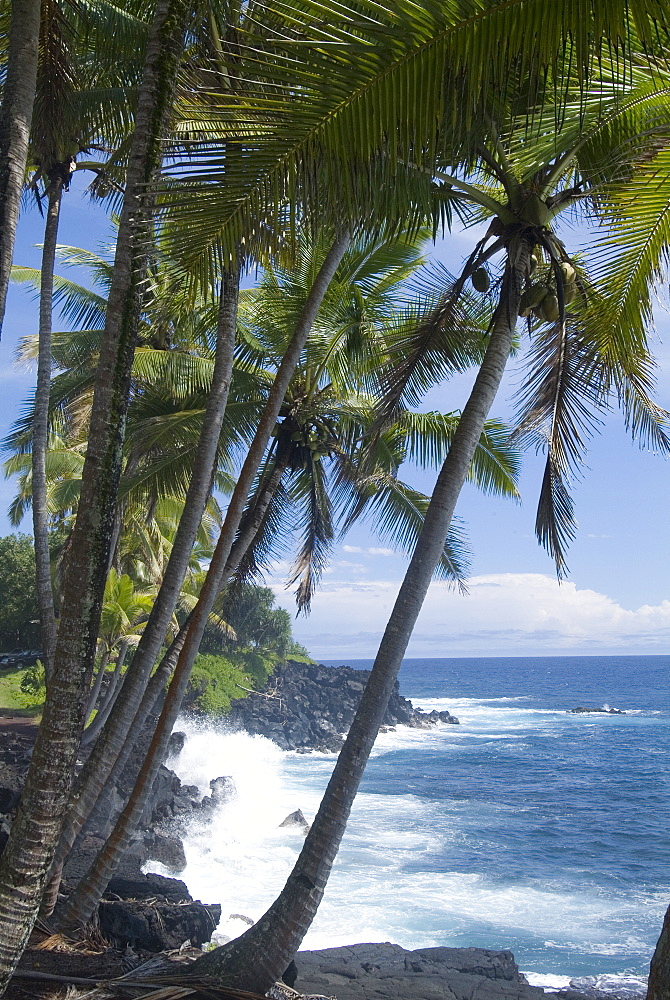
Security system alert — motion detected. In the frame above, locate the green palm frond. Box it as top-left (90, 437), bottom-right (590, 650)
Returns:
top-left (338, 467), bottom-right (471, 588)
top-left (514, 315), bottom-right (610, 575)
top-left (285, 458), bottom-right (334, 613)
top-left (11, 266), bottom-right (108, 331)
top-left (374, 267), bottom-right (490, 425)
top-left (233, 476), bottom-right (294, 586)
top-left (162, 0), bottom-right (670, 280)
top-left (391, 411), bottom-right (520, 497)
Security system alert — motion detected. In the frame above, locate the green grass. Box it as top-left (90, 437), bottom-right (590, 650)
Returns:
top-left (0, 668), bottom-right (43, 718)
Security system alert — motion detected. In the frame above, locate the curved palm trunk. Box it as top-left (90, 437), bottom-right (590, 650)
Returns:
top-left (40, 629), bottom-right (187, 922)
top-left (84, 649), bottom-right (110, 722)
top-left (54, 465), bottom-right (289, 932)
top-left (60, 462), bottom-right (288, 885)
top-left (0, 3), bottom-right (187, 990)
top-left (53, 234), bottom-right (350, 933)
top-left (193, 236), bottom-right (530, 992)
top-left (80, 640), bottom-right (130, 751)
top-left (648, 906), bottom-right (670, 1000)
top-left (75, 619), bottom-right (190, 845)
top-left (51, 235), bottom-right (347, 885)
top-left (0, 0), bottom-right (40, 335)
top-left (32, 179), bottom-right (63, 680)
top-left (70, 463), bottom-right (288, 858)
top-left (50, 264), bottom-right (240, 876)
top-left (54, 605), bottom-right (214, 933)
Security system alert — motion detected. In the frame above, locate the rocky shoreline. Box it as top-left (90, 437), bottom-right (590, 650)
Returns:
top-left (0, 659), bottom-right (460, 959)
top-left (227, 659), bottom-right (459, 752)
top-left (0, 662), bottom-right (647, 1000)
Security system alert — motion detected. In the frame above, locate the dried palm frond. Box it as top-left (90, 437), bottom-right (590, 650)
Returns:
top-left (33, 931), bottom-right (105, 954)
top-left (81, 971), bottom-right (272, 999)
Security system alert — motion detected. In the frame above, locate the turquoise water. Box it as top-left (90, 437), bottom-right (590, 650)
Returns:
top-left (172, 655), bottom-right (670, 993)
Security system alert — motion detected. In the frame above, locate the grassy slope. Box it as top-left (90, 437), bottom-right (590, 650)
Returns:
top-left (0, 668), bottom-right (42, 718)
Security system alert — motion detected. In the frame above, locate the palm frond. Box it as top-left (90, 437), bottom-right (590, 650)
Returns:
top-left (514, 315), bottom-right (609, 575)
top-left (285, 459), bottom-right (334, 613)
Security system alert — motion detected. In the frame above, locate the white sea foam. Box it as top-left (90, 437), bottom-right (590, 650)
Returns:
top-left (163, 718), bottom-right (665, 990)
top-left (524, 972), bottom-right (574, 990)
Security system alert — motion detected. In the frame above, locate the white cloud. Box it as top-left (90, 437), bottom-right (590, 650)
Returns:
top-left (273, 572), bottom-right (670, 658)
top-left (341, 544), bottom-right (395, 557)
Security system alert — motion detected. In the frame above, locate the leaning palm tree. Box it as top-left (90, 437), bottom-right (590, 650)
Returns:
top-left (231, 238), bottom-right (517, 608)
top-left (3, 2), bottom-right (669, 990)
top-left (193, 64), bottom-right (670, 991)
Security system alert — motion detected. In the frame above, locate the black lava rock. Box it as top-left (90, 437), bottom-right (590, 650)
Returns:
top-left (227, 660), bottom-right (459, 752)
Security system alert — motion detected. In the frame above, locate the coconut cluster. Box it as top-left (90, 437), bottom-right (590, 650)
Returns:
top-left (518, 258), bottom-right (576, 322)
top-left (272, 416), bottom-right (339, 467)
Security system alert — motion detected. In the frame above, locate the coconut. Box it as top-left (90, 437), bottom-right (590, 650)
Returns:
top-left (526, 282), bottom-right (550, 308)
top-left (540, 293), bottom-right (560, 322)
top-left (471, 267), bottom-right (490, 292)
top-left (560, 261), bottom-right (576, 284)
top-left (521, 194), bottom-right (550, 227)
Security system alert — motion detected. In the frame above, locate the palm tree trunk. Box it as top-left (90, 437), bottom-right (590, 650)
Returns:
top-left (0, 3), bottom-right (187, 990)
top-left (56, 464), bottom-right (286, 893)
top-left (53, 605), bottom-right (214, 933)
top-left (51, 263), bottom-right (240, 871)
top-left (62, 463), bottom-right (286, 868)
top-left (0, 0), bottom-right (40, 336)
top-left (53, 470), bottom-right (289, 932)
top-left (52, 235), bottom-right (346, 875)
top-left (73, 619), bottom-right (189, 845)
top-left (32, 178), bottom-right (63, 681)
top-left (52, 233), bottom-right (350, 933)
top-left (40, 631), bottom-right (186, 922)
top-left (84, 649), bottom-right (111, 723)
top-left (192, 235), bottom-right (531, 992)
top-left (80, 640), bottom-right (130, 751)
top-left (648, 906), bottom-right (670, 1000)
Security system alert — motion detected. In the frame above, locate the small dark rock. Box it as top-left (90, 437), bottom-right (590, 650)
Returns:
top-left (283, 959), bottom-right (298, 988)
top-left (570, 706), bottom-right (625, 715)
top-left (168, 730), bottom-right (186, 756)
top-left (98, 898), bottom-right (221, 951)
top-left (142, 831), bottom-right (187, 873)
top-left (105, 871), bottom-right (192, 904)
top-left (279, 809), bottom-right (310, 834)
top-left (201, 775), bottom-right (237, 811)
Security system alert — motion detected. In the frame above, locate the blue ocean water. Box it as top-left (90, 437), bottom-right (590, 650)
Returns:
top-left (170, 655), bottom-right (670, 993)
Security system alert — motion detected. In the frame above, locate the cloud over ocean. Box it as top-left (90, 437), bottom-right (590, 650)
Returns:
top-left (271, 572), bottom-right (670, 658)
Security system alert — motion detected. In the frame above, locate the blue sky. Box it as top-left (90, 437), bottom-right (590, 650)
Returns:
top-left (2, 174), bottom-right (669, 658)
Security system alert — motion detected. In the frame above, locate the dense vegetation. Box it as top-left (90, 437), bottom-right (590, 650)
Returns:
top-left (0, 535), bottom-right (39, 650)
top-left (1, 2), bottom-right (670, 997)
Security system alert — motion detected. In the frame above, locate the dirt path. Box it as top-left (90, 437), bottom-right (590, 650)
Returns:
top-left (0, 713), bottom-right (39, 740)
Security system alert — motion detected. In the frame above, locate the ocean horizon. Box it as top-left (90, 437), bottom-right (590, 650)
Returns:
top-left (165, 653), bottom-right (670, 995)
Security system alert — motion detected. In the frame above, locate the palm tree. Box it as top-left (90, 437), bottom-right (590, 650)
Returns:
top-left (26, 0), bottom-right (149, 679)
top-left (0, 0), bottom-right (190, 987)
top-left (2, 1), bottom-right (669, 989)
top-left (0, 0), bottom-right (41, 334)
top-left (192, 66), bottom-right (670, 991)
top-left (230, 233), bottom-right (518, 607)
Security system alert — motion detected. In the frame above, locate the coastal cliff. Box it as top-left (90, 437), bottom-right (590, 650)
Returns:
top-left (227, 658), bottom-right (459, 752)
